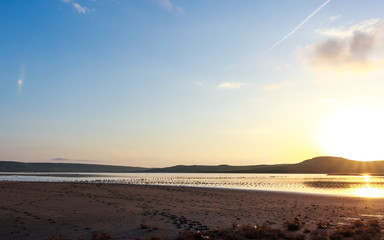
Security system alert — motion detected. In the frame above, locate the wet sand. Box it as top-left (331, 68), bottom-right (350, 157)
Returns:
top-left (0, 182), bottom-right (384, 239)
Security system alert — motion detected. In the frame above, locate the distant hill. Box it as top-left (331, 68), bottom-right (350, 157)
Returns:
top-left (145, 163), bottom-right (291, 173)
top-left (1, 157), bottom-right (384, 174)
top-left (146, 156), bottom-right (384, 174)
top-left (290, 156), bottom-right (384, 174)
top-left (0, 161), bottom-right (147, 173)
top-left (120, 156), bottom-right (384, 174)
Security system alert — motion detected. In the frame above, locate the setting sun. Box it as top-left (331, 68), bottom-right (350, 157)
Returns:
top-left (2, 1), bottom-right (384, 240)
top-left (318, 106), bottom-right (384, 161)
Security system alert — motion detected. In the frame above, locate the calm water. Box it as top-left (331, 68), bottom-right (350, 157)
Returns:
top-left (1, 172), bottom-right (384, 198)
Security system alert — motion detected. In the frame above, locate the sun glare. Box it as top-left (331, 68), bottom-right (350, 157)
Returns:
top-left (353, 186), bottom-right (384, 198)
top-left (318, 106), bottom-right (384, 161)
top-left (351, 175), bottom-right (384, 198)
top-left (363, 175), bottom-right (371, 182)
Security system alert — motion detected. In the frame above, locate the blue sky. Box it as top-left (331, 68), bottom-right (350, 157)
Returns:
top-left (1, 0), bottom-right (384, 167)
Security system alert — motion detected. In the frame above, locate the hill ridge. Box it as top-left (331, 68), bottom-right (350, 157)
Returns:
top-left (1, 156), bottom-right (384, 174)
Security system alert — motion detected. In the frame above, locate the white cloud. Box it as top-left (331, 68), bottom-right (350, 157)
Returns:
top-left (217, 82), bottom-right (246, 89)
top-left (61, 0), bottom-right (89, 14)
top-left (72, 3), bottom-right (89, 14)
top-left (156, 0), bottom-right (184, 12)
top-left (316, 18), bottom-right (381, 38)
top-left (304, 19), bottom-right (384, 71)
top-left (329, 15), bottom-right (342, 22)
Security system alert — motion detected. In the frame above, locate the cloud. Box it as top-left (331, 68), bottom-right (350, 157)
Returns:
top-left (72, 3), bottom-right (89, 14)
top-left (156, 0), bottom-right (184, 12)
top-left (316, 18), bottom-right (381, 38)
top-left (329, 15), bottom-right (342, 22)
top-left (52, 157), bottom-right (69, 161)
top-left (263, 0), bottom-right (331, 56)
top-left (61, 0), bottom-right (89, 14)
top-left (304, 19), bottom-right (384, 71)
top-left (51, 157), bottom-right (96, 163)
top-left (217, 82), bottom-right (246, 89)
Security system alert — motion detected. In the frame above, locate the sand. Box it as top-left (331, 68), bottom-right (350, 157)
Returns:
top-left (0, 182), bottom-right (384, 239)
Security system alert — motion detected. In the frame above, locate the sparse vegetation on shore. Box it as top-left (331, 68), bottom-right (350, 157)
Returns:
top-left (45, 219), bottom-right (382, 240)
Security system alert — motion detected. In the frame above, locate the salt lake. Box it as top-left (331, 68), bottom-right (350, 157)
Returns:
top-left (1, 172), bottom-right (384, 198)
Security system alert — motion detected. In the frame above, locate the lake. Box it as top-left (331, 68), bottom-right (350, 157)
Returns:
top-left (1, 172), bottom-right (384, 198)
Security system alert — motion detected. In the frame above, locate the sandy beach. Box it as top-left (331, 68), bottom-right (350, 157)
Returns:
top-left (0, 182), bottom-right (384, 239)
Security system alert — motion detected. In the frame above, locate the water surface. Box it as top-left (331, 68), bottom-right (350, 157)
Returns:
top-left (1, 172), bottom-right (384, 198)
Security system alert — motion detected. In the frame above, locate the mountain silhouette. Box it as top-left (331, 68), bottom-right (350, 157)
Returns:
top-left (1, 156), bottom-right (384, 174)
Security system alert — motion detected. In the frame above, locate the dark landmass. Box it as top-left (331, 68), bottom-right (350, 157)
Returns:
top-left (145, 156), bottom-right (384, 174)
top-left (1, 156), bottom-right (384, 174)
top-left (0, 161), bottom-right (146, 173)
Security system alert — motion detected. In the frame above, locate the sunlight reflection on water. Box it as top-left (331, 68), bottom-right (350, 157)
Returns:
top-left (353, 186), bottom-right (384, 198)
top-left (351, 176), bottom-right (384, 198)
top-left (1, 173), bottom-right (384, 198)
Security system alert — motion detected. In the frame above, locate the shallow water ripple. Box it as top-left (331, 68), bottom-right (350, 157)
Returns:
top-left (1, 173), bottom-right (384, 197)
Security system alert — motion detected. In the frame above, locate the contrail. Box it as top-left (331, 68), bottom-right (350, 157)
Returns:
top-left (262, 0), bottom-right (331, 56)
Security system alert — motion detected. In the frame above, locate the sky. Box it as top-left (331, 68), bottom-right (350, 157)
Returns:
top-left (1, 0), bottom-right (384, 167)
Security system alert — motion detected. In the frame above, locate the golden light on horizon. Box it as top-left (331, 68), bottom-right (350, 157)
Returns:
top-left (318, 106), bottom-right (384, 161)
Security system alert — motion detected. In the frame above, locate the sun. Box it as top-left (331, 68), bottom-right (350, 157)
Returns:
top-left (318, 106), bottom-right (384, 161)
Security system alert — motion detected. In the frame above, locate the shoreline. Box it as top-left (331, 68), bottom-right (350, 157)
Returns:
top-left (1, 182), bottom-right (384, 239)
top-left (0, 179), bottom-right (374, 199)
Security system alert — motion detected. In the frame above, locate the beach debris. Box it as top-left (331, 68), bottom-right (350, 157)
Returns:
top-left (285, 217), bottom-right (302, 231)
top-left (317, 221), bottom-right (330, 229)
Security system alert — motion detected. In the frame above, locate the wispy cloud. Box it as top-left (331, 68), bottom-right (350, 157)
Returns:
top-left (156, 0), bottom-right (184, 12)
top-left (263, 0), bottom-right (331, 56)
top-left (304, 19), bottom-right (384, 71)
top-left (217, 82), bottom-right (246, 89)
top-left (72, 3), bottom-right (89, 14)
top-left (329, 15), bottom-right (342, 22)
top-left (51, 157), bottom-right (97, 163)
top-left (61, 0), bottom-right (90, 14)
